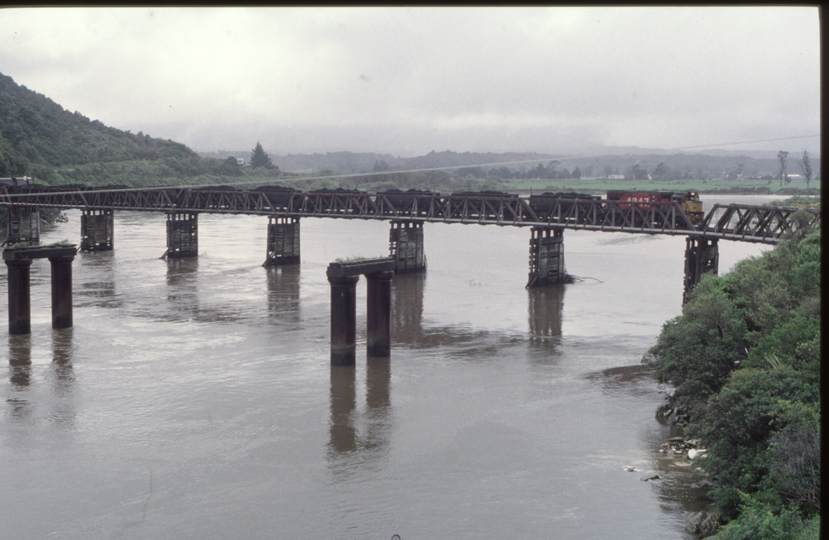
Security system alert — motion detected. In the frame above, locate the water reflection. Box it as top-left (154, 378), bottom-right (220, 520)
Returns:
top-left (265, 265), bottom-right (300, 322)
top-left (166, 257), bottom-right (200, 318)
top-left (328, 365), bottom-right (357, 454)
top-left (7, 334), bottom-right (32, 420)
top-left (364, 356), bottom-right (391, 453)
top-left (527, 285), bottom-right (564, 357)
top-left (391, 273), bottom-right (494, 352)
top-left (50, 327), bottom-right (75, 393)
top-left (391, 273), bottom-right (424, 344)
top-left (77, 251), bottom-right (121, 308)
top-left (48, 328), bottom-right (77, 429)
top-left (327, 357), bottom-right (393, 464)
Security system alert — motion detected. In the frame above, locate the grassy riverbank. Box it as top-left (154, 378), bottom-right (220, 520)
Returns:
top-left (644, 197), bottom-right (821, 539)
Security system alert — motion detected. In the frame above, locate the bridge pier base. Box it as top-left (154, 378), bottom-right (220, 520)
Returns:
top-left (389, 221), bottom-right (425, 274)
top-left (366, 271), bottom-right (393, 357)
top-left (80, 209), bottom-right (114, 251)
top-left (4, 245), bottom-right (77, 335)
top-left (328, 275), bottom-right (359, 366)
top-left (50, 254), bottom-right (75, 329)
top-left (6, 259), bottom-right (32, 335)
top-left (4, 206), bottom-right (40, 246)
top-left (264, 216), bottom-right (300, 266)
top-left (163, 212), bottom-right (198, 258)
top-left (527, 227), bottom-right (567, 288)
top-left (683, 236), bottom-right (719, 304)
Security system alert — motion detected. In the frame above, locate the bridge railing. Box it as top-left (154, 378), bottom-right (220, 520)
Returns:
top-left (699, 204), bottom-right (821, 243)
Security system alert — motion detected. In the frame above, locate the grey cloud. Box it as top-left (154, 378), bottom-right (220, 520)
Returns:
top-left (0, 7), bottom-right (819, 155)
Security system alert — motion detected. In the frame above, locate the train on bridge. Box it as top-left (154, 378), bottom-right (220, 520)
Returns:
top-left (1, 182), bottom-right (813, 241)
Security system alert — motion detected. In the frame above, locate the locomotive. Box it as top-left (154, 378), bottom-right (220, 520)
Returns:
top-left (606, 190), bottom-right (703, 225)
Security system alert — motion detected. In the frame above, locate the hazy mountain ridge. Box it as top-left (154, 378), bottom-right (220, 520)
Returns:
top-left (198, 148), bottom-right (816, 180)
top-left (0, 70), bottom-right (817, 184)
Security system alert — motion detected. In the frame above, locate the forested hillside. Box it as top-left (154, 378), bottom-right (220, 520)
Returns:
top-left (0, 72), bottom-right (241, 185)
top-left (645, 218), bottom-right (820, 539)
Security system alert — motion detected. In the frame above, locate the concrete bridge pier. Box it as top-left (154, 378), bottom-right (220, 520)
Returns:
top-left (264, 216), bottom-right (300, 266)
top-left (328, 275), bottom-right (359, 366)
top-left (4, 245), bottom-right (77, 334)
top-left (80, 209), bottom-right (114, 251)
top-left (683, 236), bottom-right (719, 304)
top-left (389, 221), bottom-right (425, 274)
top-left (527, 227), bottom-right (566, 288)
top-left (4, 206), bottom-right (40, 246)
top-left (327, 258), bottom-right (397, 366)
top-left (163, 212), bottom-right (198, 258)
top-left (6, 259), bottom-right (32, 335)
top-left (366, 271), bottom-right (393, 357)
top-left (50, 254), bottom-right (75, 329)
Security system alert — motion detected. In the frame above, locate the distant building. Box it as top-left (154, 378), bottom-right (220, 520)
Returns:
top-left (235, 158), bottom-right (245, 166)
top-left (607, 174), bottom-right (625, 180)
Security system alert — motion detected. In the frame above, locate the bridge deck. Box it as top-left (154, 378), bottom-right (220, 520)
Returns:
top-left (1, 186), bottom-right (819, 244)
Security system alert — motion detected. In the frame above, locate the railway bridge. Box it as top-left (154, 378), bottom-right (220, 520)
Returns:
top-left (2, 184), bottom-right (819, 291)
top-left (1, 184), bottom-right (820, 361)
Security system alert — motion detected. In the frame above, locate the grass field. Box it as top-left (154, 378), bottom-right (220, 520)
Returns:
top-left (499, 176), bottom-right (820, 195)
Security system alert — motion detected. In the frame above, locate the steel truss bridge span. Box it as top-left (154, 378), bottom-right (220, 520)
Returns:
top-left (0, 186), bottom-right (819, 244)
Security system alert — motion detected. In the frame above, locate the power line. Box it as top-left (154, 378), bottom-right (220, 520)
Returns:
top-left (667, 134), bottom-right (820, 151)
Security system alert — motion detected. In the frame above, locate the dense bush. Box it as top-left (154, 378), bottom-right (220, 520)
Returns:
top-left (645, 223), bottom-right (820, 536)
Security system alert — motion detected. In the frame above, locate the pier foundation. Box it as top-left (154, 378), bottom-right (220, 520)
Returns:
top-left (527, 227), bottom-right (566, 288)
top-left (683, 236), bottom-right (719, 304)
top-left (327, 258), bottom-right (396, 365)
top-left (50, 254), bottom-right (75, 329)
top-left (164, 212), bottom-right (198, 258)
top-left (328, 275), bottom-right (359, 366)
top-left (366, 271), bottom-right (393, 357)
top-left (4, 245), bottom-right (77, 334)
top-left (264, 216), bottom-right (300, 266)
top-left (80, 209), bottom-right (114, 251)
top-left (6, 259), bottom-right (32, 335)
top-left (389, 221), bottom-right (425, 274)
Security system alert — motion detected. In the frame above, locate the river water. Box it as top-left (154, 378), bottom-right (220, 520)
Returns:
top-left (1, 195), bottom-right (773, 539)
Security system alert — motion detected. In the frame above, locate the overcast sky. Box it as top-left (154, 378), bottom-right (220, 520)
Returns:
top-left (0, 7), bottom-right (820, 157)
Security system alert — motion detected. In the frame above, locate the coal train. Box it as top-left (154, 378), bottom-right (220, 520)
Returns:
top-left (529, 190), bottom-right (704, 226)
top-left (0, 182), bottom-right (704, 226)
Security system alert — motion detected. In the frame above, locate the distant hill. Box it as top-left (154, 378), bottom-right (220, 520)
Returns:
top-left (2, 69), bottom-right (817, 186)
top-left (200, 147), bottom-right (818, 181)
top-left (0, 71), bottom-right (240, 185)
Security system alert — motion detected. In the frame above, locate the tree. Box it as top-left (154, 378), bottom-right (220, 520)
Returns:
top-left (625, 163), bottom-right (648, 181)
top-left (777, 150), bottom-right (789, 186)
top-left (250, 141), bottom-right (274, 169)
top-left (796, 150), bottom-right (813, 189)
top-left (653, 162), bottom-right (670, 180)
top-left (571, 167), bottom-right (582, 180)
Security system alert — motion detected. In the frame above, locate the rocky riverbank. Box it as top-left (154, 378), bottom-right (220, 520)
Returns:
top-left (655, 400), bottom-right (721, 538)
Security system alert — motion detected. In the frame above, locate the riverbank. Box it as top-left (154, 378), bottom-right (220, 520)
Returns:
top-left (644, 222), bottom-right (821, 539)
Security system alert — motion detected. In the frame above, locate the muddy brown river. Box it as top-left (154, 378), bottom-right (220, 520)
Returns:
top-left (0, 195), bottom-right (772, 539)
